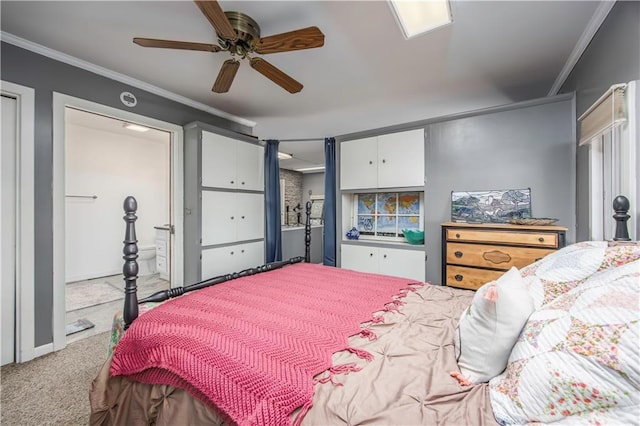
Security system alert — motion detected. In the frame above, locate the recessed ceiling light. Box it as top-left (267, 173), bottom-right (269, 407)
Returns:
top-left (277, 152), bottom-right (293, 160)
top-left (389, 0), bottom-right (452, 39)
top-left (123, 122), bottom-right (150, 132)
top-left (294, 166), bottom-right (325, 172)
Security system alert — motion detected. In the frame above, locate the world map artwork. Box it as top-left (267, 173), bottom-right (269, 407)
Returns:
top-left (357, 192), bottom-right (421, 236)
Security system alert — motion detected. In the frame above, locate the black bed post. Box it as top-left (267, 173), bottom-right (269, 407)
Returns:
top-left (305, 201), bottom-right (312, 263)
top-left (122, 196), bottom-right (139, 329)
top-left (613, 195), bottom-right (631, 241)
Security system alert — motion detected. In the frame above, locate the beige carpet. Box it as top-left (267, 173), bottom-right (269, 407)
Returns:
top-left (66, 281), bottom-right (123, 312)
top-left (1, 332), bottom-right (110, 425)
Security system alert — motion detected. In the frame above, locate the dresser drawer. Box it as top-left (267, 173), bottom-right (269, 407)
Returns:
top-left (446, 242), bottom-right (555, 270)
top-left (446, 265), bottom-right (504, 290)
top-left (446, 229), bottom-right (558, 248)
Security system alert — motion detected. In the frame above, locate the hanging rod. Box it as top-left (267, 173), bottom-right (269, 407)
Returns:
top-left (65, 195), bottom-right (98, 200)
top-left (271, 138), bottom-right (326, 142)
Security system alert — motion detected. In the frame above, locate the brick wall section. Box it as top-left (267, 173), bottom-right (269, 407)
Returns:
top-left (280, 169), bottom-right (303, 226)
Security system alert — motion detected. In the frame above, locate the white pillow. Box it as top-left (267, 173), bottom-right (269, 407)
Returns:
top-left (454, 267), bottom-right (534, 383)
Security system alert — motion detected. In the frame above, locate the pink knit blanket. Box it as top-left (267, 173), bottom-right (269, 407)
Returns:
top-left (110, 263), bottom-right (417, 425)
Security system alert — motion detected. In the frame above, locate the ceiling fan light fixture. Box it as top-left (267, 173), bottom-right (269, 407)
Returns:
top-left (389, 0), bottom-right (452, 39)
top-left (278, 152), bottom-right (293, 160)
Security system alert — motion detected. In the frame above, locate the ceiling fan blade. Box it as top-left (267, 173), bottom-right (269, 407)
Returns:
top-left (253, 26), bottom-right (324, 54)
top-left (212, 59), bottom-right (240, 93)
top-left (194, 0), bottom-right (237, 41)
top-left (249, 57), bottom-right (303, 94)
top-left (133, 37), bottom-right (221, 52)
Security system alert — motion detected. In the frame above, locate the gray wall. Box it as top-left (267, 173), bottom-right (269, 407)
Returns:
top-left (302, 172), bottom-right (325, 205)
top-left (425, 96), bottom-right (575, 284)
top-left (336, 95), bottom-right (575, 285)
top-left (558, 1), bottom-right (640, 241)
top-left (1, 42), bottom-right (252, 347)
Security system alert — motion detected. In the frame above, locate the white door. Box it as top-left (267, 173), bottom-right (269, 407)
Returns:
top-left (341, 244), bottom-right (378, 274)
top-left (235, 193), bottom-right (264, 242)
top-left (236, 142), bottom-right (264, 191)
top-left (379, 247), bottom-right (425, 282)
top-left (1, 95), bottom-right (17, 365)
top-left (201, 131), bottom-right (237, 189)
top-left (377, 129), bottom-right (425, 188)
top-left (340, 137), bottom-right (378, 190)
top-left (202, 191), bottom-right (236, 245)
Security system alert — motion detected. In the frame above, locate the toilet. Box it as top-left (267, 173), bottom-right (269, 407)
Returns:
top-left (137, 245), bottom-right (157, 276)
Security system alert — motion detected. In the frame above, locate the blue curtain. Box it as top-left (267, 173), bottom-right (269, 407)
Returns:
top-left (323, 137), bottom-right (337, 266)
top-left (264, 140), bottom-right (282, 262)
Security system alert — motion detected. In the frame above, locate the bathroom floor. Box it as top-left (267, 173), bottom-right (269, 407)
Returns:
top-left (65, 273), bottom-right (170, 344)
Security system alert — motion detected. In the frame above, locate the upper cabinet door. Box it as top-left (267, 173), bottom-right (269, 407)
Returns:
top-left (340, 136), bottom-right (378, 190)
top-left (236, 142), bottom-right (264, 191)
top-left (201, 131), bottom-right (237, 189)
top-left (377, 129), bottom-right (424, 188)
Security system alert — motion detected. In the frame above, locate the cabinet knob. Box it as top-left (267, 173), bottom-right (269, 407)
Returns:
top-left (383, 254), bottom-right (387, 259)
top-left (538, 237), bottom-right (545, 242)
top-left (241, 181), bottom-right (245, 185)
top-left (382, 159), bottom-right (386, 164)
top-left (454, 251), bottom-right (463, 258)
top-left (231, 216), bottom-right (234, 220)
top-left (241, 249), bottom-right (245, 253)
top-left (230, 180), bottom-right (234, 184)
top-left (241, 216), bottom-right (245, 219)
top-left (454, 274), bottom-right (463, 282)
top-left (230, 251), bottom-right (234, 255)
top-left (369, 253), bottom-right (374, 257)
top-left (369, 160), bottom-right (373, 165)
top-left (455, 233), bottom-right (460, 238)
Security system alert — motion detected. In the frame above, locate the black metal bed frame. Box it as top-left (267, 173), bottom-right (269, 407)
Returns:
top-left (121, 197), bottom-right (314, 330)
top-left (121, 195), bottom-right (631, 330)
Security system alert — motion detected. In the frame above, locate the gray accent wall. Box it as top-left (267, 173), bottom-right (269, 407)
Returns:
top-left (1, 42), bottom-right (252, 347)
top-left (558, 1), bottom-right (640, 241)
top-left (425, 96), bottom-right (575, 284)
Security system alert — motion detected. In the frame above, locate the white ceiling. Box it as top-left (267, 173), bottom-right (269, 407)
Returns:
top-left (1, 1), bottom-right (606, 171)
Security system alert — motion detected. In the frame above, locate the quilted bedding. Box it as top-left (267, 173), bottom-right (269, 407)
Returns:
top-left (90, 275), bottom-right (496, 425)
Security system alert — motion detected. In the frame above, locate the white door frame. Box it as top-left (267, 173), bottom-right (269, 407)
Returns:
top-left (52, 93), bottom-right (184, 352)
top-left (1, 81), bottom-right (35, 363)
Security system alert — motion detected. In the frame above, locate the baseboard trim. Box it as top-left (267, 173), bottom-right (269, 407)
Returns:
top-left (33, 343), bottom-right (54, 359)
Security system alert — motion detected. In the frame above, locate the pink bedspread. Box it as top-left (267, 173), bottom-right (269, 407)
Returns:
top-left (110, 263), bottom-right (418, 425)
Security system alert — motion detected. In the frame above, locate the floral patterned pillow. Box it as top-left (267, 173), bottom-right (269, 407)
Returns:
top-left (520, 241), bottom-right (640, 308)
top-left (489, 259), bottom-right (640, 425)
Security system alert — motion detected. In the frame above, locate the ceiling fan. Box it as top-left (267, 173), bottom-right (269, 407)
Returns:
top-left (133, 0), bottom-right (325, 94)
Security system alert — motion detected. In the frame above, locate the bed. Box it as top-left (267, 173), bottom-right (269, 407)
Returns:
top-left (90, 195), bottom-right (639, 425)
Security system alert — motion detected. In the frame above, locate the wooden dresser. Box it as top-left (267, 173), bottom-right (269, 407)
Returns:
top-left (441, 222), bottom-right (567, 290)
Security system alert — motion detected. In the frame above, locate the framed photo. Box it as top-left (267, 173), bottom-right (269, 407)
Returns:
top-left (451, 188), bottom-right (531, 223)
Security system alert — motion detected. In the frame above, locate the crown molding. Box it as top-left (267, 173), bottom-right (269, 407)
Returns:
top-left (0, 31), bottom-right (256, 129)
top-left (548, 1), bottom-right (616, 96)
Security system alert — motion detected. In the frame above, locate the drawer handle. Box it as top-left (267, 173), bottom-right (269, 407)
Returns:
top-left (454, 251), bottom-right (463, 258)
top-left (455, 233), bottom-right (460, 238)
top-left (454, 274), bottom-right (463, 282)
top-left (538, 237), bottom-right (545, 242)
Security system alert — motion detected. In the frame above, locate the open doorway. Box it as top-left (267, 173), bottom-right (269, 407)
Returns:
top-left (63, 108), bottom-right (172, 342)
top-left (52, 93), bottom-right (184, 351)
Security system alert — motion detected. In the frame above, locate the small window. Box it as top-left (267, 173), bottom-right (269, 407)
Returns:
top-left (352, 192), bottom-right (424, 241)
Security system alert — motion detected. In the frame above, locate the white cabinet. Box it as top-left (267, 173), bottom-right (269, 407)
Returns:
top-left (340, 128), bottom-right (424, 190)
top-left (341, 244), bottom-right (425, 282)
top-left (155, 227), bottom-right (170, 280)
top-left (184, 123), bottom-right (266, 284)
top-left (201, 241), bottom-right (264, 280)
top-left (201, 130), bottom-right (264, 191)
top-left (201, 191), bottom-right (264, 246)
